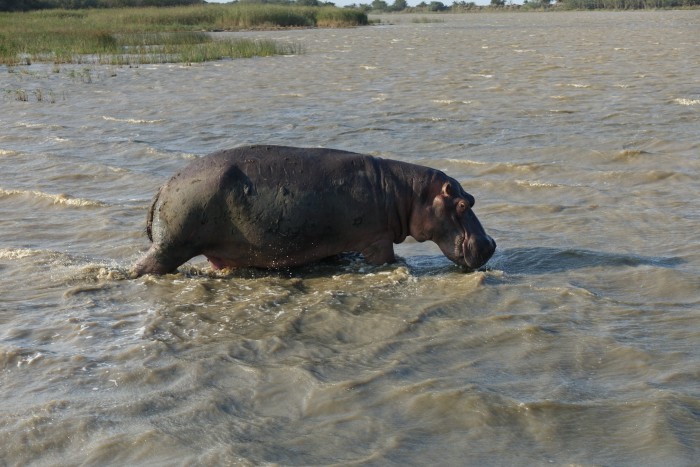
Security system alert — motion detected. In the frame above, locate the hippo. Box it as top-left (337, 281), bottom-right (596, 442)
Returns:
top-left (131, 145), bottom-right (495, 276)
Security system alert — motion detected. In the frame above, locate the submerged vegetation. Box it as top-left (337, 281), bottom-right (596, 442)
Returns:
top-left (0, 4), bottom-right (368, 65)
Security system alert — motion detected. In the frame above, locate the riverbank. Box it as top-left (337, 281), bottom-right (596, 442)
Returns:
top-left (0, 4), bottom-right (367, 65)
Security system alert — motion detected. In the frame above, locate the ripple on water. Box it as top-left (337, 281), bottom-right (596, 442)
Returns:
top-left (1, 10), bottom-right (699, 466)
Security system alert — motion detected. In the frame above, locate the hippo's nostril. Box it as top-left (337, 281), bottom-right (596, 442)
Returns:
top-left (486, 236), bottom-right (496, 254)
top-left (481, 236), bottom-right (496, 260)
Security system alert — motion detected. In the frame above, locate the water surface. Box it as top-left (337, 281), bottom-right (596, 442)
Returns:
top-left (1, 11), bottom-right (699, 465)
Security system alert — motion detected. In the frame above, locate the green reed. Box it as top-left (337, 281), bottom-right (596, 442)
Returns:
top-left (411, 16), bottom-right (446, 23)
top-left (0, 4), bottom-right (365, 65)
top-left (105, 36), bottom-right (304, 66)
top-left (315, 7), bottom-right (368, 28)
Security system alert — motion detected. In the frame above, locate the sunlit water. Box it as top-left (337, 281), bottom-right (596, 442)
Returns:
top-left (1, 11), bottom-right (699, 465)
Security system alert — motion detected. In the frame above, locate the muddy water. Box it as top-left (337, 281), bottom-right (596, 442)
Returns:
top-left (1, 10), bottom-right (699, 465)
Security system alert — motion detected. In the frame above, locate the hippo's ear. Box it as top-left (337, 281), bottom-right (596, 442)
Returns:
top-left (441, 182), bottom-right (453, 197)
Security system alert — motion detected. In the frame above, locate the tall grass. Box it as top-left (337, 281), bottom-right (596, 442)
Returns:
top-left (316, 7), bottom-right (368, 28)
top-left (0, 4), bottom-right (366, 65)
top-left (105, 34), bottom-right (304, 65)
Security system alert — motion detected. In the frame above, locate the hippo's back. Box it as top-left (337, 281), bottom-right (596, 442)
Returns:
top-left (150, 145), bottom-right (395, 267)
top-left (209, 145), bottom-right (381, 192)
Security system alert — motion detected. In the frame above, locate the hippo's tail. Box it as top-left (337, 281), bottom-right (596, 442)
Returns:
top-left (145, 186), bottom-right (163, 242)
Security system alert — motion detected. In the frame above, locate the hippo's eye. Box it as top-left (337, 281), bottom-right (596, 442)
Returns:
top-left (457, 200), bottom-right (468, 214)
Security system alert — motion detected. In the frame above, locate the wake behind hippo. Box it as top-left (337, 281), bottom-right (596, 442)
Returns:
top-left (131, 145), bottom-right (495, 276)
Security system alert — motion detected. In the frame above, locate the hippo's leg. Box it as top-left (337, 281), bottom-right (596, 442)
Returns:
top-left (362, 239), bottom-right (396, 265)
top-left (130, 244), bottom-right (197, 277)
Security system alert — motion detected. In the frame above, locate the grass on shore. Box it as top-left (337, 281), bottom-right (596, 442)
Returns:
top-left (0, 4), bottom-right (367, 65)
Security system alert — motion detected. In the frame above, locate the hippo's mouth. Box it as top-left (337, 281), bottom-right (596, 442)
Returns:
top-left (461, 237), bottom-right (472, 269)
top-left (460, 235), bottom-right (478, 271)
top-left (447, 233), bottom-right (472, 270)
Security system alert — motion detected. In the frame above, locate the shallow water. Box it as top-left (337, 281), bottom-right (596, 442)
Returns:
top-left (1, 10), bottom-right (699, 465)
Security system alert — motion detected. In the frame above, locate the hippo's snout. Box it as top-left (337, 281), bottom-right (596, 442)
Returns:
top-left (462, 234), bottom-right (496, 271)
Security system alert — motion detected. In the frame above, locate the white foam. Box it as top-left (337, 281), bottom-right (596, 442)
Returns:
top-left (0, 188), bottom-right (107, 207)
top-left (0, 248), bottom-right (41, 260)
top-left (102, 116), bottom-right (165, 124)
top-left (674, 98), bottom-right (700, 106)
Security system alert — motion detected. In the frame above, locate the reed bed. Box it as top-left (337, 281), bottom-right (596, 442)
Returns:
top-left (0, 4), bottom-right (366, 65)
top-left (107, 35), bottom-right (304, 66)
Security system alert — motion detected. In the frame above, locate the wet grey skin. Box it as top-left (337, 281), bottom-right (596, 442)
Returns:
top-left (132, 145), bottom-right (496, 276)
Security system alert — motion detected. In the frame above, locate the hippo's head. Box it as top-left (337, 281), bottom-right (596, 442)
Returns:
top-left (411, 178), bottom-right (496, 271)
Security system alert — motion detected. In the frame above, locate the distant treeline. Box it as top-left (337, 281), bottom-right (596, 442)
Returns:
top-left (554, 0), bottom-right (700, 8)
top-left (0, 0), bottom-right (201, 11)
top-left (2, 0), bottom-right (698, 11)
top-left (0, 0), bottom-right (336, 12)
top-left (351, 0), bottom-right (700, 9)
top-left (374, 0), bottom-right (699, 10)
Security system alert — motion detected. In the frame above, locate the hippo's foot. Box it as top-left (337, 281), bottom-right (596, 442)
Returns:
top-left (206, 255), bottom-right (239, 270)
top-left (130, 244), bottom-right (196, 277)
top-left (361, 239), bottom-right (396, 265)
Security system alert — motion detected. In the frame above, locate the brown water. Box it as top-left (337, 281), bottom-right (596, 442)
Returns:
top-left (1, 10), bottom-right (699, 465)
